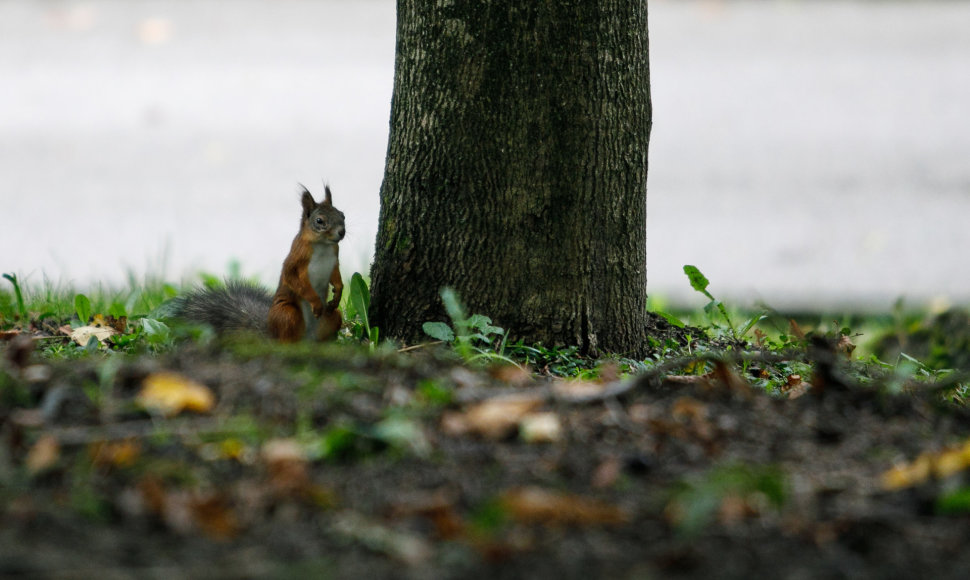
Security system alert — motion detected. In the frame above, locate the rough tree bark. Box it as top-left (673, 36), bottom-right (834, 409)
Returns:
top-left (370, 0), bottom-right (651, 356)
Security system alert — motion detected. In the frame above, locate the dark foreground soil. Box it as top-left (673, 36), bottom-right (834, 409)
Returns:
top-left (3, 336), bottom-right (970, 579)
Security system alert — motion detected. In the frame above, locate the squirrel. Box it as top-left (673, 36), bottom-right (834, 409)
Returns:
top-left (173, 184), bottom-right (346, 342)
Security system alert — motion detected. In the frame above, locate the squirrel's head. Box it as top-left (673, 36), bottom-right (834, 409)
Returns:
top-left (300, 184), bottom-right (346, 244)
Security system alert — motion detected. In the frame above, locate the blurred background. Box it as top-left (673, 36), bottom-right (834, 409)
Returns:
top-left (2, 0), bottom-right (969, 310)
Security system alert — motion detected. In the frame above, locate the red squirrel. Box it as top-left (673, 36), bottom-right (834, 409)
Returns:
top-left (268, 185), bottom-right (345, 342)
top-left (172, 184), bottom-right (345, 342)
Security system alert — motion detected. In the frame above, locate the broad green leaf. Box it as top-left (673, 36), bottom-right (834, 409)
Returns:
top-left (140, 318), bottom-right (171, 344)
top-left (422, 321), bottom-right (455, 342)
top-left (74, 294), bottom-right (92, 324)
top-left (108, 301), bottom-right (128, 319)
top-left (350, 273), bottom-right (371, 329)
top-left (656, 310), bottom-right (686, 328)
top-left (467, 314), bottom-right (503, 336)
top-left (683, 265), bottom-right (717, 303)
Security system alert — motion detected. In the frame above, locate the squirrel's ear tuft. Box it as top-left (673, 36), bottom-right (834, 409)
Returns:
top-left (323, 183), bottom-right (333, 206)
top-left (299, 184), bottom-right (316, 218)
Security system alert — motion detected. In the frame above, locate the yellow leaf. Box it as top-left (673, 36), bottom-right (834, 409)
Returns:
top-left (220, 438), bottom-right (247, 461)
top-left (881, 454), bottom-right (933, 491)
top-left (137, 372), bottom-right (215, 417)
top-left (880, 439), bottom-right (970, 491)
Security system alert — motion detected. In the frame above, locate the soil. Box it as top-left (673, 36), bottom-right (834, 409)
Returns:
top-left (3, 329), bottom-right (970, 579)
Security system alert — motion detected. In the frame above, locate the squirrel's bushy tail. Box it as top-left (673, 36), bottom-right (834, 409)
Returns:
top-left (173, 281), bottom-right (271, 335)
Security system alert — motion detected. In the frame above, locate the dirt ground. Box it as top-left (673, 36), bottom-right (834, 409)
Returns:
top-left (3, 330), bottom-right (970, 579)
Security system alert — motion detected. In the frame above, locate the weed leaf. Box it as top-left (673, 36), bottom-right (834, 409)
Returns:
top-left (423, 322), bottom-right (455, 342)
top-left (350, 273), bottom-right (371, 330)
top-left (140, 318), bottom-right (171, 345)
top-left (74, 294), bottom-right (92, 325)
top-left (683, 265), bottom-right (713, 300)
top-left (466, 314), bottom-right (503, 336)
top-left (3, 272), bottom-right (28, 321)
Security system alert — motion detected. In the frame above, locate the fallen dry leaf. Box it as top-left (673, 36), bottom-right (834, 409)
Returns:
top-left (139, 480), bottom-right (240, 540)
top-left (25, 435), bottom-right (60, 475)
top-left (783, 374), bottom-right (811, 399)
top-left (443, 394), bottom-right (543, 439)
top-left (881, 439), bottom-right (970, 491)
top-left (137, 476), bottom-right (168, 515)
top-left (550, 379), bottom-right (609, 400)
top-left (934, 444), bottom-right (970, 479)
top-left (69, 324), bottom-right (117, 346)
top-left (500, 486), bottom-right (628, 526)
top-left (835, 333), bottom-right (856, 359)
top-left (881, 455), bottom-right (933, 491)
top-left (137, 372), bottom-right (215, 417)
top-left (0, 329), bottom-right (22, 342)
top-left (89, 439), bottom-right (141, 469)
top-left (389, 490), bottom-right (465, 540)
top-left (518, 412), bottom-right (562, 443)
top-left (191, 492), bottom-right (240, 540)
top-left (489, 364), bottom-right (533, 387)
top-left (261, 438), bottom-right (312, 498)
top-left (104, 314), bottom-right (128, 333)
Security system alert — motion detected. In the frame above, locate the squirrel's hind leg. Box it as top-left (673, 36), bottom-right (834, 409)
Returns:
top-left (268, 301), bottom-right (305, 343)
top-left (315, 308), bottom-right (342, 342)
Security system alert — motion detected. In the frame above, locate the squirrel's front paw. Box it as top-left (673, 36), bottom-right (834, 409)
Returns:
top-left (312, 303), bottom-right (325, 318)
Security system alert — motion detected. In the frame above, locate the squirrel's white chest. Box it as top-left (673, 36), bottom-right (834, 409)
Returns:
top-left (306, 243), bottom-right (337, 300)
top-left (301, 243), bottom-right (338, 340)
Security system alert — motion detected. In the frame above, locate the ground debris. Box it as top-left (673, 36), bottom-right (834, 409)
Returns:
top-left (3, 343), bottom-right (970, 578)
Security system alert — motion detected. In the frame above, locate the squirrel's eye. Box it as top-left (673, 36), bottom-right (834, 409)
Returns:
top-left (315, 217), bottom-right (326, 226)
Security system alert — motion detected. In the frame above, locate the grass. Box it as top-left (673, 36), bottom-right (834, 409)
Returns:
top-left (2, 266), bottom-right (969, 401)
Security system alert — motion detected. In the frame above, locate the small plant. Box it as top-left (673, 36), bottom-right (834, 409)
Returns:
top-left (422, 287), bottom-right (512, 364)
top-left (504, 341), bottom-right (590, 377)
top-left (347, 273), bottom-right (379, 348)
top-left (683, 265), bottom-right (765, 341)
top-left (74, 293), bottom-right (92, 326)
top-left (3, 272), bottom-right (29, 324)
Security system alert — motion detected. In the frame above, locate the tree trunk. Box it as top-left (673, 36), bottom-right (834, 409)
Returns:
top-left (371, 0), bottom-right (651, 356)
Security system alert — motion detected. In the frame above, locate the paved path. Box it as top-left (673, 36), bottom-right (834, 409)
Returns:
top-left (2, 0), bottom-right (969, 309)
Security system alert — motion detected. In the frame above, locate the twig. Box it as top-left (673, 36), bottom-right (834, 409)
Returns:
top-left (397, 341), bottom-right (443, 353)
